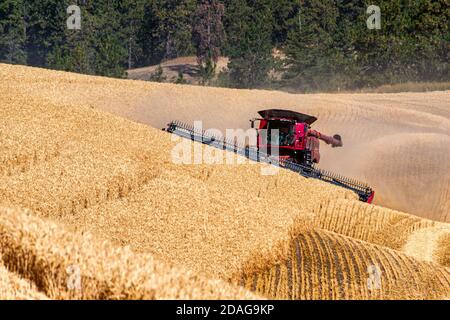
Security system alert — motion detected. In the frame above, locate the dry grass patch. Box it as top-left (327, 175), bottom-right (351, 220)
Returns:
top-left (366, 82), bottom-right (450, 93)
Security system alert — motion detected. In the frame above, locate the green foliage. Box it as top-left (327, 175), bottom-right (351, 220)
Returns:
top-left (148, 65), bottom-right (166, 82)
top-left (225, 0), bottom-right (274, 88)
top-left (192, 0), bottom-right (225, 85)
top-left (23, 0), bottom-right (68, 66)
top-left (145, 0), bottom-right (196, 61)
top-left (118, 0), bottom-right (146, 69)
top-left (198, 52), bottom-right (216, 85)
top-left (271, 0), bottom-right (300, 46)
top-left (174, 71), bottom-right (188, 84)
top-left (139, 0), bottom-right (196, 67)
top-left (96, 34), bottom-right (127, 77)
top-left (0, 0), bottom-right (447, 86)
top-left (45, 1), bottom-right (127, 77)
top-left (284, 0), bottom-right (341, 91)
top-left (0, 0), bottom-right (27, 64)
top-left (284, 0), bottom-right (449, 91)
top-left (214, 69), bottom-right (232, 87)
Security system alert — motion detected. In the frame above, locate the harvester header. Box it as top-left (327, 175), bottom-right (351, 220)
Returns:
top-left (166, 109), bottom-right (375, 203)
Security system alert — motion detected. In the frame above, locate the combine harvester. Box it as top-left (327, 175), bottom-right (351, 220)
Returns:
top-left (166, 109), bottom-right (375, 203)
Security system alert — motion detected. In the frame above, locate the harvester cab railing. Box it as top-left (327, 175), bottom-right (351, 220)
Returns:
top-left (250, 118), bottom-right (263, 129)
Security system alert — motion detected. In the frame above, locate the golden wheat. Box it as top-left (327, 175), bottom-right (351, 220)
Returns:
top-left (0, 67), bottom-right (354, 284)
top-left (1, 63), bottom-right (449, 300)
top-left (403, 226), bottom-right (450, 267)
top-left (233, 226), bottom-right (450, 300)
top-left (0, 206), bottom-right (259, 300)
top-left (2, 63), bottom-right (449, 220)
top-left (0, 146), bottom-right (158, 217)
top-left (0, 262), bottom-right (48, 300)
top-left (55, 168), bottom-right (342, 280)
top-left (310, 198), bottom-right (450, 267)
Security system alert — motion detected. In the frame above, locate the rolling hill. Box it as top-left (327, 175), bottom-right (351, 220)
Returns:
top-left (0, 63), bottom-right (449, 300)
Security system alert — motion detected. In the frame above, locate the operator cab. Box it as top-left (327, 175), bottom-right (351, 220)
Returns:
top-left (266, 120), bottom-right (296, 147)
top-left (250, 109), bottom-right (319, 165)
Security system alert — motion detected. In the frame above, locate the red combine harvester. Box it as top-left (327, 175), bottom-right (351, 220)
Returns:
top-left (166, 109), bottom-right (375, 203)
top-left (251, 109), bottom-right (343, 166)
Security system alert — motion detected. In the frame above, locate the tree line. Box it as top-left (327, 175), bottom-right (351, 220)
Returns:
top-left (1, 0), bottom-right (448, 91)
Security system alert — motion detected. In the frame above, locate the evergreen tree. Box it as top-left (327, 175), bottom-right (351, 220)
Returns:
top-left (285, 0), bottom-right (449, 90)
top-left (284, 0), bottom-right (339, 91)
top-left (0, 0), bottom-right (447, 85)
top-left (152, 0), bottom-right (196, 60)
top-left (118, 0), bottom-right (145, 69)
top-left (225, 0), bottom-right (273, 88)
top-left (174, 70), bottom-right (188, 84)
top-left (271, 0), bottom-right (300, 46)
top-left (139, 0), bottom-right (161, 66)
top-left (23, 0), bottom-right (67, 67)
top-left (0, 0), bottom-right (27, 64)
top-left (354, 0), bottom-right (449, 84)
top-left (48, 0), bottom-right (127, 77)
top-left (148, 64), bottom-right (166, 82)
top-left (192, 0), bottom-right (225, 85)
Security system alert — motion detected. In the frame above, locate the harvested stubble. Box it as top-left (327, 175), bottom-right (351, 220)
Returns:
top-left (3, 63), bottom-right (448, 221)
top-left (310, 198), bottom-right (450, 267)
top-left (0, 262), bottom-right (48, 300)
top-left (233, 226), bottom-right (450, 300)
top-left (1, 63), bottom-right (449, 300)
top-left (356, 133), bottom-right (450, 222)
top-left (0, 207), bottom-right (259, 300)
top-left (59, 167), bottom-right (350, 280)
top-left (49, 163), bottom-right (450, 300)
top-left (0, 91), bottom-right (168, 217)
top-left (0, 146), bottom-right (159, 217)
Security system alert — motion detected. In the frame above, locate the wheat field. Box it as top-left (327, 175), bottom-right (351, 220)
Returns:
top-left (0, 262), bottom-right (49, 300)
top-left (310, 199), bottom-right (450, 267)
top-left (0, 207), bottom-right (259, 300)
top-left (2, 63), bottom-right (448, 221)
top-left (234, 227), bottom-right (450, 300)
top-left (0, 63), bottom-right (449, 299)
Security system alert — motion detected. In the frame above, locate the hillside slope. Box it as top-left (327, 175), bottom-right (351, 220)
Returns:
top-left (1, 64), bottom-right (448, 222)
top-left (0, 207), bottom-right (259, 300)
top-left (127, 56), bottom-right (229, 84)
top-left (0, 64), bottom-right (449, 300)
